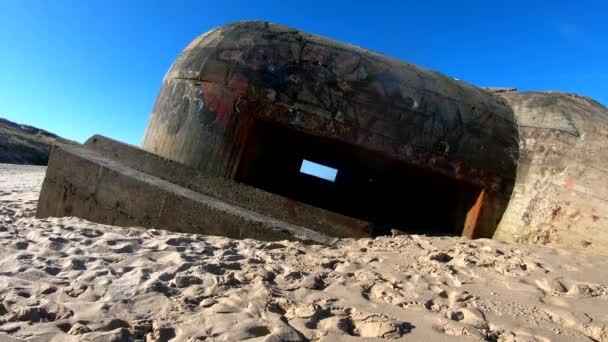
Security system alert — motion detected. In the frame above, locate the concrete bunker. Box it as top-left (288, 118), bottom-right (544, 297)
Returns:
top-left (36, 21), bottom-right (608, 249)
top-left (142, 21), bottom-right (520, 238)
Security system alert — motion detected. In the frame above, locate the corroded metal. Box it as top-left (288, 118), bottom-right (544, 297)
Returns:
top-left (462, 189), bottom-right (485, 239)
top-left (142, 21), bottom-right (519, 194)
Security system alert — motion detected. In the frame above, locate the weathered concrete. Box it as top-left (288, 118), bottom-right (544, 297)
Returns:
top-left (493, 90), bottom-right (608, 254)
top-left (84, 134), bottom-right (371, 238)
top-left (137, 20), bottom-right (522, 238)
top-left (142, 21), bottom-right (519, 195)
top-left (36, 144), bottom-right (338, 245)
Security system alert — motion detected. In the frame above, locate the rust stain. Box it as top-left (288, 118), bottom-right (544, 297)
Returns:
top-left (462, 189), bottom-right (485, 239)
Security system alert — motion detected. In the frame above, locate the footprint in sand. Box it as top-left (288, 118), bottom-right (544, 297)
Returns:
top-left (536, 278), bottom-right (567, 294)
top-left (283, 299), bottom-right (413, 339)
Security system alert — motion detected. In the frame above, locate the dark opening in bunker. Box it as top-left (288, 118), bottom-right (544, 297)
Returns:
top-left (235, 119), bottom-right (482, 237)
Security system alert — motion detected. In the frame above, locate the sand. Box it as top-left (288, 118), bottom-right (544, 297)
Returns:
top-left (0, 163), bottom-right (607, 341)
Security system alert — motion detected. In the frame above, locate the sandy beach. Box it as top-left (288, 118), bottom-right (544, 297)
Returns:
top-left (1, 163), bottom-right (607, 341)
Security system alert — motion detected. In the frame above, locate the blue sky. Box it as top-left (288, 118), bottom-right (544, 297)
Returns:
top-left (1, 0), bottom-right (606, 145)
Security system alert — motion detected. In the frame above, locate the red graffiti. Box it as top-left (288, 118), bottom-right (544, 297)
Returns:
top-left (200, 76), bottom-right (249, 126)
top-left (565, 179), bottom-right (575, 189)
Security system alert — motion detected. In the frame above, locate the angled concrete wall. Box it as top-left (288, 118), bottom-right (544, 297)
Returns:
top-left (84, 135), bottom-right (371, 238)
top-left (36, 144), bottom-right (337, 245)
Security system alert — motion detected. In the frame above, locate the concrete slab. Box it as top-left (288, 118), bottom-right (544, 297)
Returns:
top-left (83, 135), bottom-right (371, 238)
top-left (36, 145), bottom-right (338, 245)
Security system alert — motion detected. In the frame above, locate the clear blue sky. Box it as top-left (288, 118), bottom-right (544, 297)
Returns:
top-left (1, 0), bottom-right (606, 145)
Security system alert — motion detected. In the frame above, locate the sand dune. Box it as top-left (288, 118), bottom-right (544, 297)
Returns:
top-left (0, 163), bottom-right (607, 341)
top-left (0, 118), bottom-right (76, 166)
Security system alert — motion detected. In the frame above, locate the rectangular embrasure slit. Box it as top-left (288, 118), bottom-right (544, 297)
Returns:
top-left (300, 159), bottom-right (337, 182)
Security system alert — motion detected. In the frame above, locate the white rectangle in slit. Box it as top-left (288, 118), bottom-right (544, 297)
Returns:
top-left (300, 160), bottom-right (337, 182)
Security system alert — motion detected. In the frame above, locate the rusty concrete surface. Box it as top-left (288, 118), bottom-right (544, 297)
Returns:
top-left (142, 21), bottom-right (519, 195)
top-left (84, 134), bottom-right (371, 238)
top-left (36, 144), bottom-right (337, 245)
top-left (493, 90), bottom-right (608, 254)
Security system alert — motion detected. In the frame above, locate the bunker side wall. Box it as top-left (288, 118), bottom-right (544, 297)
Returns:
top-left (494, 92), bottom-right (608, 254)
